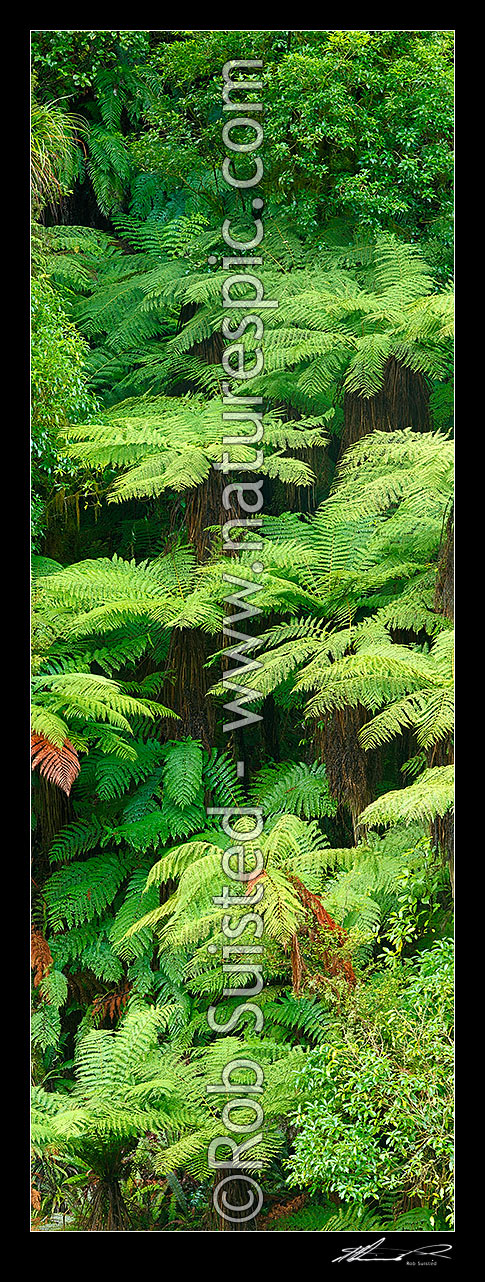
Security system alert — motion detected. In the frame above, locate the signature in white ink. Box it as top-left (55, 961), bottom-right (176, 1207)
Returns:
top-left (332, 1237), bottom-right (452, 1263)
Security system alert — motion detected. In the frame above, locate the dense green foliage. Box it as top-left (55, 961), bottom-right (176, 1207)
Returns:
top-left (31, 29), bottom-right (454, 1233)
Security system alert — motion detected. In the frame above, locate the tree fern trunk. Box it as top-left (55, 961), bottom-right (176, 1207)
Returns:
top-left (211, 1170), bottom-right (260, 1231)
top-left (430, 510), bottom-right (454, 892)
top-left (33, 774), bottom-right (73, 864)
top-left (85, 1176), bottom-right (132, 1231)
top-left (162, 627), bottom-right (215, 749)
top-left (339, 356), bottom-right (431, 458)
top-left (434, 504), bottom-right (454, 622)
top-left (430, 505), bottom-right (454, 892)
top-left (269, 403), bottom-right (334, 517)
top-left (42, 492), bottom-right (82, 562)
top-left (313, 706), bottom-right (380, 841)
top-left (429, 735), bottom-right (454, 896)
top-left (171, 300), bottom-right (228, 561)
top-left (163, 299), bottom-right (246, 746)
top-left (185, 464), bottom-right (237, 563)
top-left (325, 358), bottom-right (432, 837)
